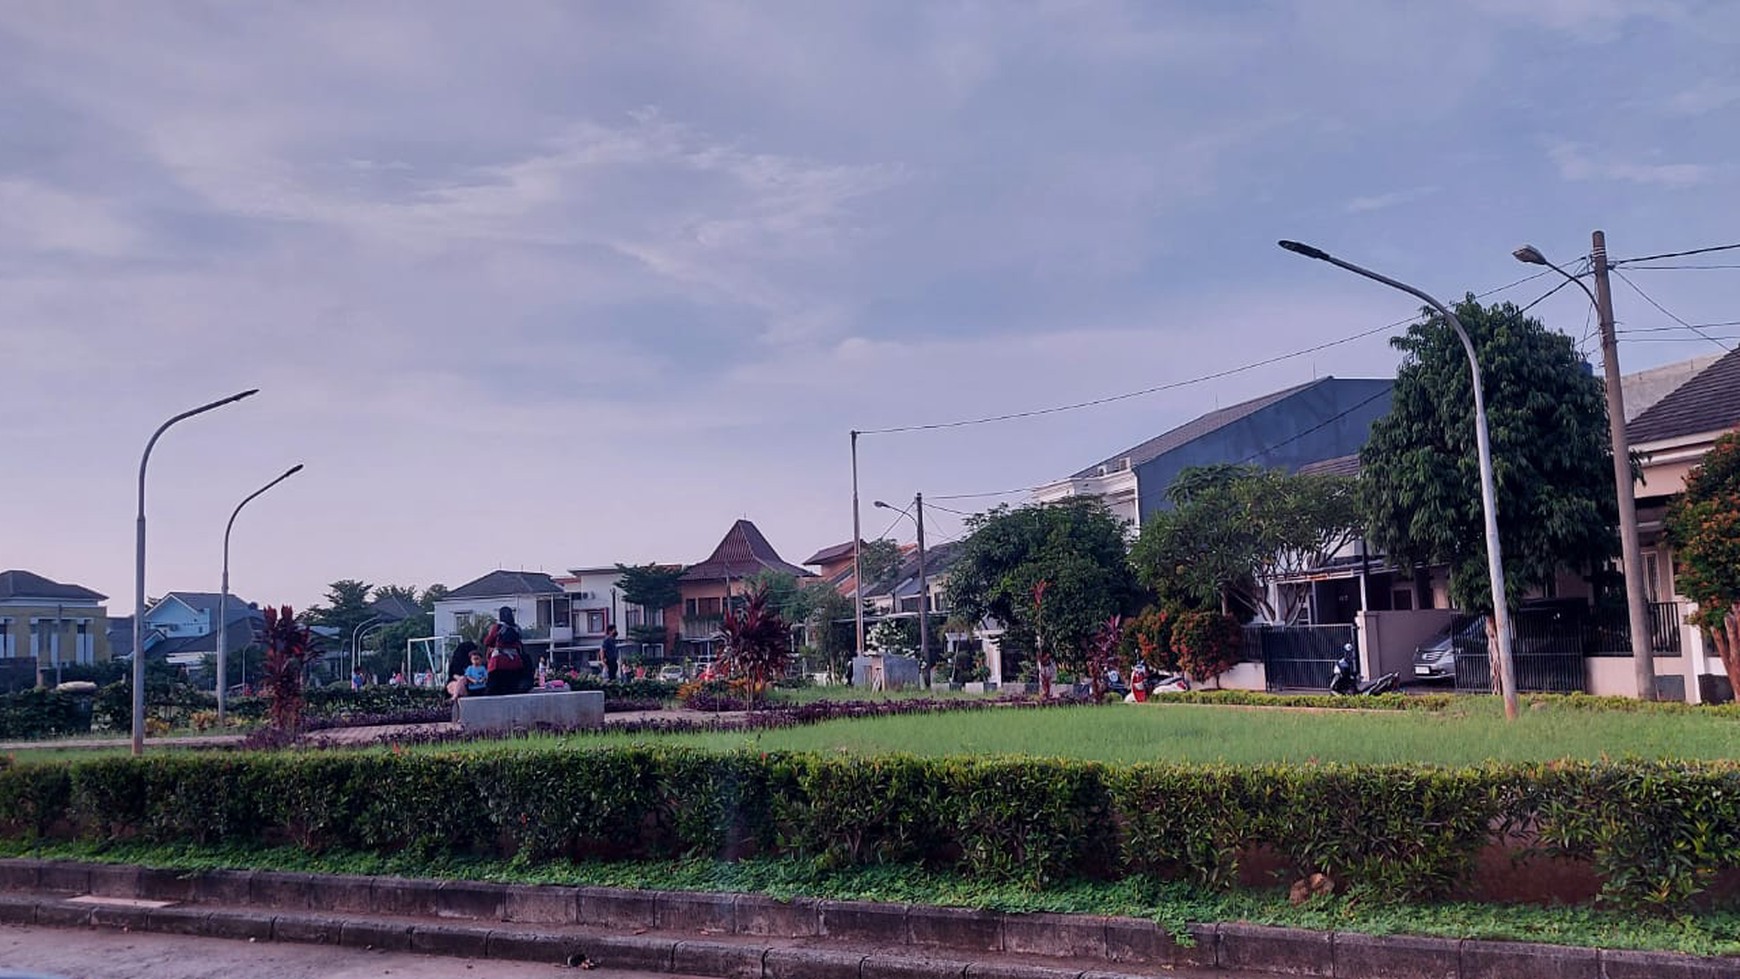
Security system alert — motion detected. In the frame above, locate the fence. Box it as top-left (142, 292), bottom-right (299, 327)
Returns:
top-left (1451, 611), bottom-right (1587, 693)
top-left (1252, 624), bottom-right (1355, 691)
top-left (1587, 601), bottom-right (1683, 655)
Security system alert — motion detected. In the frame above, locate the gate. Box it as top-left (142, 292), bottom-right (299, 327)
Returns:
top-left (1451, 612), bottom-right (1586, 693)
top-left (1257, 624), bottom-right (1355, 691)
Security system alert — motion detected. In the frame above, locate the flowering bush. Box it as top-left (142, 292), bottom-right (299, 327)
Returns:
top-left (1170, 611), bottom-right (1244, 685)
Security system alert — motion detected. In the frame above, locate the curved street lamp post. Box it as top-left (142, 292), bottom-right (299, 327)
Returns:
top-left (1278, 241), bottom-right (1519, 720)
top-left (218, 463), bottom-right (304, 723)
top-left (133, 389), bottom-right (260, 756)
top-left (873, 493), bottom-right (931, 686)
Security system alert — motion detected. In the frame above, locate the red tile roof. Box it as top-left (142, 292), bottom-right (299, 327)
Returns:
top-left (682, 520), bottom-right (814, 582)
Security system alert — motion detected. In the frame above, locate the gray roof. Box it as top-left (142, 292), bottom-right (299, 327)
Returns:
top-left (1627, 346), bottom-right (1740, 445)
top-left (1071, 380), bottom-right (1322, 479)
top-left (367, 595), bottom-right (425, 622)
top-left (1620, 354), bottom-right (1723, 422)
top-left (0, 570), bottom-right (106, 603)
top-left (1297, 454), bottom-right (1361, 478)
top-left (153, 592), bottom-right (262, 627)
top-left (446, 570), bottom-right (565, 601)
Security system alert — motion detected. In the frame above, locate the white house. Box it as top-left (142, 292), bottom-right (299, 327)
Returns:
top-left (432, 570), bottom-right (567, 665)
top-left (557, 566), bottom-right (631, 662)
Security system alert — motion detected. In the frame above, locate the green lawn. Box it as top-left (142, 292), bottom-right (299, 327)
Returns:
top-left (524, 698), bottom-right (1740, 765)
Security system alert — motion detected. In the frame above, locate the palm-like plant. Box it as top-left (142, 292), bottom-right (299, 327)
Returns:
top-left (718, 584), bottom-right (792, 704)
top-left (260, 605), bottom-right (314, 733)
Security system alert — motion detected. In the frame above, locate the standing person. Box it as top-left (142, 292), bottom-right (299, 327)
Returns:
top-left (602, 626), bottom-right (620, 683)
top-left (351, 666), bottom-right (365, 691)
top-left (483, 606), bottom-right (530, 695)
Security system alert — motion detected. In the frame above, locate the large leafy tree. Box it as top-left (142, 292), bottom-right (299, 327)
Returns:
top-left (944, 498), bottom-right (1138, 676)
top-left (615, 563), bottom-right (685, 645)
top-left (1130, 464), bottom-right (1360, 623)
top-left (302, 579), bottom-right (375, 641)
top-left (1360, 298), bottom-right (1619, 615)
top-left (857, 538), bottom-right (903, 591)
top-left (1666, 430), bottom-right (1740, 695)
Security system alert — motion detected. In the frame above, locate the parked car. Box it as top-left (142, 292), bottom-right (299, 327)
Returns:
top-left (657, 664), bottom-right (685, 682)
top-left (1412, 618), bottom-right (1486, 682)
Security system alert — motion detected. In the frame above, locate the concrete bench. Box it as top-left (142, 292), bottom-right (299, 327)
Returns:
top-left (455, 690), bottom-right (604, 733)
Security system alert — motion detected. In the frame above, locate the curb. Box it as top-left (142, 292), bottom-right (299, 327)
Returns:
top-left (0, 859), bottom-right (1735, 978)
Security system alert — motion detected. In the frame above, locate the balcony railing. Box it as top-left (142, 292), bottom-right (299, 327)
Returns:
top-left (680, 615), bottom-right (724, 640)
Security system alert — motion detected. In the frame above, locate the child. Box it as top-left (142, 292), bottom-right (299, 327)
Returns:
top-left (463, 651), bottom-right (488, 696)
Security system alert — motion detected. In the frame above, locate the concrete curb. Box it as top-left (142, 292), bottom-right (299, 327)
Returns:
top-left (0, 858), bottom-right (1736, 978)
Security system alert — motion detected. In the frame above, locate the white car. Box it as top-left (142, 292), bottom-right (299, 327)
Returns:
top-left (657, 664), bottom-right (685, 682)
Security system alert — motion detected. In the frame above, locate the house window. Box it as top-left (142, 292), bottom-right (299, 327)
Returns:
top-left (698, 597), bottom-right (722, 617)
top-left (454, 612), bottom-right (475, 631)
top-left (585, 610), bottom-right (607, 634)
top-left (684, 599), bottom-right (698, 618)
top-left (76, 621), bottom-right (93, 665)
top-left (0, 620), bottom-right (10, 658)
top-left (1645, 552), bottom-right (1662, 602)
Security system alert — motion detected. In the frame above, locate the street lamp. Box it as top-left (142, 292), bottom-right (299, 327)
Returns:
top-left (1514, 238), bottom-right (1655, 701)
top-left (218, 463), bottom-right (303, 723)
top-left (351, 616), bottom-right (384, 680)
top-left (873, 494), bottom-right (932, 687)
top-left (1278, 241), bottom-right (1520, 720)
top-left (133, 389), bottom-right (259, 756)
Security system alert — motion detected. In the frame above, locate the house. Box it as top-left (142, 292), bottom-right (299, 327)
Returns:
top-left (679, 520), bottom-right (813, 658)
top-left (555, 567), bottom-right (636, 664)
top-left (1626, 345), bottom-right (1740, 703)
top-left (432, 571), bottom-right (568, 665)
top-left (0, 570), bottom-right (110, 689)
top-left (1031, 377), bottom-right (1393, 526)
top-left (133, 592), bottom-right (265, 669)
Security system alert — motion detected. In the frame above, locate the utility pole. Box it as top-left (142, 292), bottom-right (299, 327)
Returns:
top-left (915, 492), bottom-right (930, 687)
top-left (851, 431), bottom-right (865, 656)
top-left (1590, 230), bottom-right (1657, 701)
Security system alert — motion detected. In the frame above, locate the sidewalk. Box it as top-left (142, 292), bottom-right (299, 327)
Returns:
top-left (0, 858), bottom-right (1722, 979)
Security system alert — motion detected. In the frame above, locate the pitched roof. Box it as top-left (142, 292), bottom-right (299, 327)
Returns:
top-left (1620, 353), bottom-right (1723, 422)
top-left (367, 595), bottom-right (425, 622)
top-left (0, 570), bottom-right (106, 603)
top-left (865, 541), bottom-right (965, 601)
top-left (151, 592), bottom-right (262, 627)
top-left (1070, 380), bottom-right (1324, 479)
top-left (1627, 346), bottom-right (1740, 445)
top-left (682, 520), bottom-right (814, 581)
top-left (445, 570), bottom-right (565, 601)
top-left (803, 541), bottom-right (857, 566)
top-left (1297, 454), bottom-right (1361, 478)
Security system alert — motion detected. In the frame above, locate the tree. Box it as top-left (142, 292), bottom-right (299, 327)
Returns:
top-left (718, 583), bottom-right (792, 703)
top-left (301, 579), bottom-right (376, 649)
top-left (857, 538), bottom-right (903, 591)
top-left (455, 613), bottom-right (496, 647)
top-left (1170, 611), bottom-right (1245, 686)
top-left (1130, 465), bottom-right (1360, 623)
top-left (801, 585), bottom-right (857, 679)
top-left (1666, 430), bottom-right (1740, 696)
top-left (615, 563), bottom-right (685, 645)
top-left (944, 499), bottom-right (1139, 677)
top-left (1360, 298), bottom-right (1619, 615)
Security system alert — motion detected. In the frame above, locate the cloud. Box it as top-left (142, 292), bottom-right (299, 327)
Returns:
top-left (1664, 79), bottom-right (1740, 115)
top-left (1345, 186), bottom-right (1441, 213)
top-left (0, 179), bottom-right (141, 257)
top-left (1547, 141), bottom-right (1714, 187)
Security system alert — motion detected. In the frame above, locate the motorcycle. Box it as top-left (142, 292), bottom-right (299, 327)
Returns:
top-left (1329, 644), bottom-right (1399, 696)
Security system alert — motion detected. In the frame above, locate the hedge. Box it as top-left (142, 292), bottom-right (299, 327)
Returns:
top-left (1, 749), bottom-right (1737, 909)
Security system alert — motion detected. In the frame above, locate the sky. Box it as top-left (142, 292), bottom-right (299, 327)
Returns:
top-left (3, 1), bottom-right (1738, 613)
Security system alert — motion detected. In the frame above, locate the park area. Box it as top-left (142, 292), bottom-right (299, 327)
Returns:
top-left (2, 684), bottom-right (1740, 957)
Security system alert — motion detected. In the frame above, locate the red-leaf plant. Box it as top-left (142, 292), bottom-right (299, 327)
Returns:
top-left (1086, 614), bottom-right (1122, 702)
top-left (718, 584), bottom-right (793, 706)
top-left (260, 605), bottom-right (314, 734)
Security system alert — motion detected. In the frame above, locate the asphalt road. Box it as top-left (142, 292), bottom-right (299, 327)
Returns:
top-left (0, 925), bottom-right (700, 979)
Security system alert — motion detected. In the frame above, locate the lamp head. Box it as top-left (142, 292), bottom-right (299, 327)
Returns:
top-left (1512, 245), bottom-right (1548, 266)
top-left (1277, 240), bottom-right (1331, 262)
top-left (285, 463), bottom-right (305, 476)
top-left (873, 500), bottom-right (892, 510)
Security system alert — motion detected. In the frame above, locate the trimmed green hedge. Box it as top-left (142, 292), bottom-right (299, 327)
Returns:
top-left (1, 749), bottom-right (1736, 909)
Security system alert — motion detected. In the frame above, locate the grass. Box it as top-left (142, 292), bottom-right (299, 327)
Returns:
top-left (413, 697), bottom-right (1740, 766)
top-left (2, 837), bottom-right (1735, 957)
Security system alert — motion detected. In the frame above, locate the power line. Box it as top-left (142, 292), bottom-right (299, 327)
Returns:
top-left (854, 270), bottom-right (1553, 435)
top-left (1611, 269), bottom-right (1738, 352)
top-left (1616, 321), bottom-right (1740, 333)
top-left (1611, 241), bottom-right (1740, 267)
top-left (1621, 263), bottom-right (1740, 271)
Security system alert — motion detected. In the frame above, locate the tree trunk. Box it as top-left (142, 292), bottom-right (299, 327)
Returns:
top-left (1713, 604), bottom-right (1740, 701)
top-left (1485, 614), bottom-right (1502, 696)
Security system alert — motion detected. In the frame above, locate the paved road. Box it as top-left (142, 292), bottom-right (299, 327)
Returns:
top-left (0, 924), bottom-right (696, 979)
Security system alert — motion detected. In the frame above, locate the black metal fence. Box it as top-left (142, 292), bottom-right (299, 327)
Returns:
top-left (1587, 601), bottom-right (1683, 655)
top-left (1254, 624), bottom-right (1355, 691)
top-left (1451, 611), bottom-right (1588, 693)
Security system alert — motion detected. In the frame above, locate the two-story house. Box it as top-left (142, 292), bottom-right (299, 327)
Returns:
top-left (679, 520), bottom-right (814, 660)
top-left (432, 571), bottom-right (568, 666)
top-left (0, 570), bottom-right (110, 690)
top-left (125, 591), bottom-right (265, 671)
top-left (556, 567), bottom-right (632, 665)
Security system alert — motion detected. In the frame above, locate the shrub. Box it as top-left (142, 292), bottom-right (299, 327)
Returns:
top-left (0, 689), bottom-right (91, 739)
top-left (5, 748), bottom-right (1738, 909)
top-left (1170, 611), bottom-right (1244, 685)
